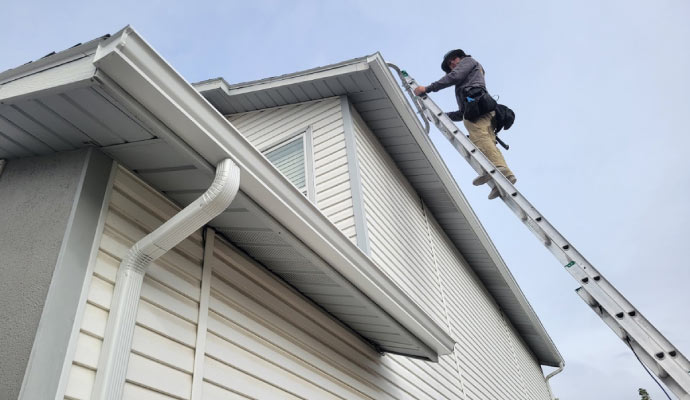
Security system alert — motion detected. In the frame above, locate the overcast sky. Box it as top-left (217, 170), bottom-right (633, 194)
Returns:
top-left (3, 1), bottom-right (689, 398)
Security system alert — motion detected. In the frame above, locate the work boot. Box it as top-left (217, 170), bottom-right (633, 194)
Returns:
top-left (488, 174), bottom-right (517, 200)
top-left (474, 166), bottom-right (512, 186)
top-left (472, 174), bottom-right (491, 186)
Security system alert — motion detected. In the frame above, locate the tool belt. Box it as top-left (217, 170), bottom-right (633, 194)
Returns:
top-left (462, 86), bottom-right (497, 122)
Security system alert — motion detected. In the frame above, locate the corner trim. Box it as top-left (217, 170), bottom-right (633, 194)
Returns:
top-left (304, 125), bottom-right (317, 203)
top-left (340, 95), bottom-right (369, 255)
top-left (18, 149), bottom-right (115, 400)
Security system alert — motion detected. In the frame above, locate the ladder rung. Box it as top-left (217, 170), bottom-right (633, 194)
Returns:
top-left (396, 69), bottom-right (690, 398)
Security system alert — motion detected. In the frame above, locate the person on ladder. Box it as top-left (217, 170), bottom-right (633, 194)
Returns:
top-left (413, 49), bottom-right (515, 200)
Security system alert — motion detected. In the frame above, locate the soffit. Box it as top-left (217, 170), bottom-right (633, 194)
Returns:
top-left (193, 56), bottom-right (563, 367)
top-left (0, 29), bottom-right (452, 361)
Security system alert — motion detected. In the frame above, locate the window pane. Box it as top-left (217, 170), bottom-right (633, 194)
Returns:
top-left (264, 137), bottom-right (306, 191)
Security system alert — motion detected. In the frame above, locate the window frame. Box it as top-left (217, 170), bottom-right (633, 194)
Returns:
top-left (260, 126), bottom-right (316, 203)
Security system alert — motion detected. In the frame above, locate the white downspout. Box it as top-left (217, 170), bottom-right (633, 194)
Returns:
top-left (545, 362), bottom-right (565, 399)
top-left (91, 158), bottom-right (240, 400)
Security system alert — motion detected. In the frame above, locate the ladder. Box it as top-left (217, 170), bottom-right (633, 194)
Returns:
top-left (389, 65), bottom-right (690, 399)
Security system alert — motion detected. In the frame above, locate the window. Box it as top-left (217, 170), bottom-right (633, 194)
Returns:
top-left (262, 127), bottom-right (315, 202)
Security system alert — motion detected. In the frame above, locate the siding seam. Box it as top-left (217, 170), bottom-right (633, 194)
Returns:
top-left (422, 201), bottom-right (467, 400)
top-left (501, 312), bottom-right (529, 400)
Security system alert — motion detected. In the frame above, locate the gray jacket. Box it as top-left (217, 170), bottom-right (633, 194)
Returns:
top-left (426, 56), bottom-right (486, 118)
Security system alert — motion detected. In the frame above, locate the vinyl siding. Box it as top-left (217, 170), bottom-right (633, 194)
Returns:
top-left (352, 106), bottom-right (447, 330)
top-left (227, 97), bottom-right (357, 243)
top-left (62, 165), bottom-right (467, 399)
top-left (63, 166), bottom-right (204, 400)
top-left (351, 105), bottom-right (552, 400)
top-left (60, 113), bottom-right (552, 399)
top-left (198, 227), bottom-right (464, 400)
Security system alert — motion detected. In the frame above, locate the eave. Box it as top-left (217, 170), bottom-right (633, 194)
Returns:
top-left (193, 53), bottom-right (563, 367)
top-left (0, 26), bottom-right (454, 361)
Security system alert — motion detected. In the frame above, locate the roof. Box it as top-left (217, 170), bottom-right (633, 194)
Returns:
top-left (0, 26), bottom-right (454, 361)
top-left (193, 54), bottom-right (564, 367)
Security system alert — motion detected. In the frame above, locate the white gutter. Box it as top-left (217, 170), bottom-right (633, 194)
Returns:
top-left (545, 362), bottom-right (565, 399)
top-left (91, 26), bottom-right (454, 359)
top-left (91, 158), bottom-right (240, 400)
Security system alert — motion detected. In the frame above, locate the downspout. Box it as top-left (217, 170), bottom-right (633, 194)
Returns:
top-left (91, 158), bottom-right (240, 400)
top-left (545, 362), bottom-right (565, 399)
top-left (0, 159), bottom-right (6, 177)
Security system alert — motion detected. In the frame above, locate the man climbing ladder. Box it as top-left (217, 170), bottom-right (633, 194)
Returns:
top-left (413, 49), bottom-right (514, 199)
top-left (392, 61), bottom-right (690, 399)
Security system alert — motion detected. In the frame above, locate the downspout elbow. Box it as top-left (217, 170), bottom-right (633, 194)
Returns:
top-left (92, 158), bottom-right (240, 400)
top-left (545, 361), bottom-right (565, 400)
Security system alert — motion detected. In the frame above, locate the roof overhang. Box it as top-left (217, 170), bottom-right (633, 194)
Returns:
top-left (0, 27), bottom-right (454, 361)
top-left (193, 53), bottom-right (564, 366)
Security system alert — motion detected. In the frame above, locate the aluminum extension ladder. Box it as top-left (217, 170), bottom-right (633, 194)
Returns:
top-left (389, 65), bottom-right (690, 399)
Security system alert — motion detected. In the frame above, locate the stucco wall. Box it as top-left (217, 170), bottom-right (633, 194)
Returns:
top-left (0, 150), bottom-right (91, 399)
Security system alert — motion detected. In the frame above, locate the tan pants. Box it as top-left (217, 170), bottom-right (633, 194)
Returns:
top-left (463, 111), bottom-right (514, 178)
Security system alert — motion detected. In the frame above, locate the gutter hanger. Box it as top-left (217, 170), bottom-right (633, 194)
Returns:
top-left (91, 158), bottom-right (240, 400)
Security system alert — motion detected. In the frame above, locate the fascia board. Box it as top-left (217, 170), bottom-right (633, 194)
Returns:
top-left (195, 59), bottom-right (370, 97)
top-left (0, 37), bottom-right (103, 85)
top-left (0, 56), bottom-right (96, 104)
top-left (92, 26), bottom-right (455, 358)
top-left (366, 54), bottom-right (563, 366)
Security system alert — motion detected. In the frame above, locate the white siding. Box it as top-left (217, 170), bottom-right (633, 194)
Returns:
top-left (227, 98), bottom-right (357, 242)
top-left (61, 117), bottom-right (552, 398)
top-left (428, 212), bottom-right (528, 399)
top-left (63, 164), bottom-right (465, 399)
top-left (198, 231), bottom-right (464, 400)
top-left (352, 107), bottom-right (447, 330)
top-left (63, 166), bottom-right (204, 400)
top-left (352, 105), bottom-right (552, 400)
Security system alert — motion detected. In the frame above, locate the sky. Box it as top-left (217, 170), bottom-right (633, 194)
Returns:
top-left (2, 0), bottom-right (689, 398)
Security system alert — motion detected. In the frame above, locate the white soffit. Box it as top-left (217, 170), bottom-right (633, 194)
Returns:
top-left (194, 54), bottom-right (563, 367)
top-left (0, 26), bottom-right (454, 362)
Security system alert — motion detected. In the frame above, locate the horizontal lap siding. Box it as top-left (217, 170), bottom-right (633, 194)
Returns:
top-left (352, 108), bottom-right (447, 331)
top-left (203, 235), bottom-right (462, 400)
top-left (61, 163), bottom-right (468, 399)
top-left (227, 98), bottom-right (357, 242)
top-left (512, 328), bottom-right (552, 399)
top-left (63, 166), bottom-right (204, 400)
top-left (426, 212), bottom-right (551, 400)
top-left (351, 106), bottom-right (550, 398)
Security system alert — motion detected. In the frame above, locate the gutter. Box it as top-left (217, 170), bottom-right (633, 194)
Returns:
top-left (91, 158), bottom-right (240, 400)
top-left (91, 26), bottom-right (454, 359)
top-left (545, 362), bottom-right (565, 399)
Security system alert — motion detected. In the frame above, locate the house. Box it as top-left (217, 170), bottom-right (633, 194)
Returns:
top-left (0, 26), bottom-right (563, 399)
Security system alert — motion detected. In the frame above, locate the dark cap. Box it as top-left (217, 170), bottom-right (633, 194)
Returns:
top-left (441, 49), bottom-right (468, 73)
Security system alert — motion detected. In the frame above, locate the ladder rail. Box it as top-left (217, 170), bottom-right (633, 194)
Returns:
top-left (391, 67), bottom-right (690, 399)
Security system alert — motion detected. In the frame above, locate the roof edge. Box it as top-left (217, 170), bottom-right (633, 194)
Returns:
top-left (365, 53), bottom-right (563, 367)
top-left (193, 55), bottom-right (371, 95)
top-left (91, 26), bottom-right (455, 360)
top-left (191, 51), bottom-right (563, 366)
top-left (0, 31), bottom-right (115, 85)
